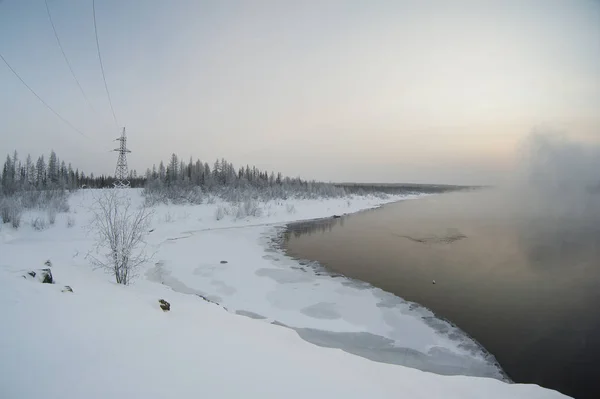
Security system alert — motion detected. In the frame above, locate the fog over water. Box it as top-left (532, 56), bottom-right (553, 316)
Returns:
top-left (285, 131), bottom-right (600, 399)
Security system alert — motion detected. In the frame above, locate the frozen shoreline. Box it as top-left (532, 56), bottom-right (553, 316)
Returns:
top-left (0, 189), bottom-right (569, 398)
top-left (145, 191), bottom-right (506, 380)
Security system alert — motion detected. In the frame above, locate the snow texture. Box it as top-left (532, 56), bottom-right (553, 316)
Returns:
top-left (0, 189), bottom-right (569, 398)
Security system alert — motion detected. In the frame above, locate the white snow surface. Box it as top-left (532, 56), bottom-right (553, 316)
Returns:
top-left (0, 189), bottom-right (569, 398)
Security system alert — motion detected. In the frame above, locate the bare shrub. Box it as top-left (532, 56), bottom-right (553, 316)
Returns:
top-left (32, 217), bottom-right (48, 231)
top-left (19, 190), bottom-right (69, 212)
top-left (1, 197), bottom-right (23, 228)
top-left (373, 192), bottom-right (389, 200)
top-left (286, 203), bottom-right (296, 214)
top-left (162, 212), bottom-right (174, 223)
top-left (215, 205), bottom-right (226, 221)
top-left (11, 211), bottom-right (21, 228)
top-left (48, 195), bottom-right (69, 213)
top-left (235, 199), bottom-right (262, 219)
top-left (47, 208), bottom-right (57, 225)
top-left (143, 181), bottom-right (203, 205)
top-left (66, 216), bottom-right (75, 228)
top-left (0, 200), bottom-right (10, 224)
top-left (88, 190), bottom-right (153, 285)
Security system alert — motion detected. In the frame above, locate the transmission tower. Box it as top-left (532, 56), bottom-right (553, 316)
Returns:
top-left (113, 127), bottom-right (131, 188)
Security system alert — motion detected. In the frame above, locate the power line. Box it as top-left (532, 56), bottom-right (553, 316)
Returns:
top-left (0, 51), bottom-right (88, 137)
top-left (92, 0), bottom-right (119, 129)
top-left (44, 0), bottom-right (98, 117)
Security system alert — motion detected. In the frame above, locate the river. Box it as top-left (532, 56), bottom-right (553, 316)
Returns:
top-left (284, 188), bottom-right (600, 399)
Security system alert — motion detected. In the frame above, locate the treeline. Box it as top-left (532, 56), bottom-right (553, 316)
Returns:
top-left (144, 154), bottom-right (288, 189)
top-left (0, 150), bottom-right (144, 196)
top-left (2, 149), bottom-right (453, 207)
top-left (144, 154), bottom-right (346, 204)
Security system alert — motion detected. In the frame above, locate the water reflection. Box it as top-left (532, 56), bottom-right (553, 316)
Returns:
top-left (287, 217), bottom-right (343, 239)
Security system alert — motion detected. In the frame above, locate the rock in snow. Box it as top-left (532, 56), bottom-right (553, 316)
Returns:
top-left (38, 269), bottom-right (53, 284)
top-left (158, 299), bottom-right (171, 311)
top-left (24, 268), bottom-right (54, 284)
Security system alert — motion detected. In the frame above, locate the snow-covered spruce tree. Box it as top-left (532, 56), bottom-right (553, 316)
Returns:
top-left (88, 190), bottom-right (153, 285)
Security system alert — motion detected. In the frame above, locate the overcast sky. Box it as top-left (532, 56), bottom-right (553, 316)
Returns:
top-left (0, 0), bottom-right (598, 185)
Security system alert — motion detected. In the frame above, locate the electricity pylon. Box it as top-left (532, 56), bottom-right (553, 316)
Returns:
top-left (113, 127), bottom-right (131, 188)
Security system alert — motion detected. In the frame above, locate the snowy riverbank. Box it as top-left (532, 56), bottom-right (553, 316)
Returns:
top-left (0, 189), bottom-right (569, 398)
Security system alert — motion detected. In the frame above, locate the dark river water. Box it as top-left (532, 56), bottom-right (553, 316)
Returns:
top-left (284, 188), bottom-right (600, 399)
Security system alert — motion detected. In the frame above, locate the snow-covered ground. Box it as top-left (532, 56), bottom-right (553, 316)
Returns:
top-left (0, 189), bottom-right (569, 398)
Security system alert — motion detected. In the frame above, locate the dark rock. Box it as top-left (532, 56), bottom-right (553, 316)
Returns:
top-left (332, 215), bottom-right (341, 219)
top-left (158, 299), bottom-right (170, 311)
top-left (24, 268), bottom-right (54, 284)
top-left (44, 260), bottom-right (52, 267)
top-left (40, 268), bottom-right (53, 284)
top-left (62, 285), bottom-right (73, 293)
top-left (220, 260), bottom-right (228, 264)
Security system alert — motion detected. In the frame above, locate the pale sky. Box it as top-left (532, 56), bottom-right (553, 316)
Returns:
top-left (0, 0), bottom-right (598, 185)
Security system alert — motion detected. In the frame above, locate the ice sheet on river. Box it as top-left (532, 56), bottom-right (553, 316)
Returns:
top-left (148, 224), bottom-right (508, 381)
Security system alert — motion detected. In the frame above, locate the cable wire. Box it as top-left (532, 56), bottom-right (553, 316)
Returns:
top-left (0, 51), bottom-right (88, 137)
top-left (92, 0), bottom-right (119, 129)
top-left (44, 0), bottom-right (98, 116)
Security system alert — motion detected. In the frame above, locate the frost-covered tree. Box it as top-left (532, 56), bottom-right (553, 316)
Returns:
top-left (1, 154), bottom-right (15, 195)
top-left (204, 162), bottom-right (212, 186)
top-left (212, 159), bottom-right (221, 183)
top-left (25, 154), bottom-right (34, 187)
top-left (48, 150), bottom-right (58, 186)
top-left (193, 160), bottom-right (203, 185)
top-left (168, 153), bottom-right (179, 183)
top-left (36, 156), bottom-right (46, 188)
top-left (88, 190), bottom-right (153, 285)
top-left (158, 161), bottom-right (166, 181)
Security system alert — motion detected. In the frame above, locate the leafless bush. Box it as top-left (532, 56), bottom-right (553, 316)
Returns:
top-left (47, 208), bottom-right (57, 225)
top-left (0, 200), bottom-right (10, 224)
top-left (88, 190), bottom-right (153, 285)
top-left (11, 211), bottom-right (21, 228)
top-left (215, 205), bottom-right (226, 220)
top-left (48, 194), bottom-right (69, 213)
top-left (162, 212), bottom-right (174, 223)
top-left (372, 191), bottom-right (389, 199)
top-left (1, 197), bottom-right (23, 228)
top-left (18, 190), bottom-right (69, 212)
top-left (235, 199), bottom-right (262, 219)
top-left (286, 203), bottom-right (296, 214)
top-left (143, 182), bottom-right (203, 205)
top-left (32, 217), bottom-right (48, 231)
top-left (66, 216), bottom-right (75, 228)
